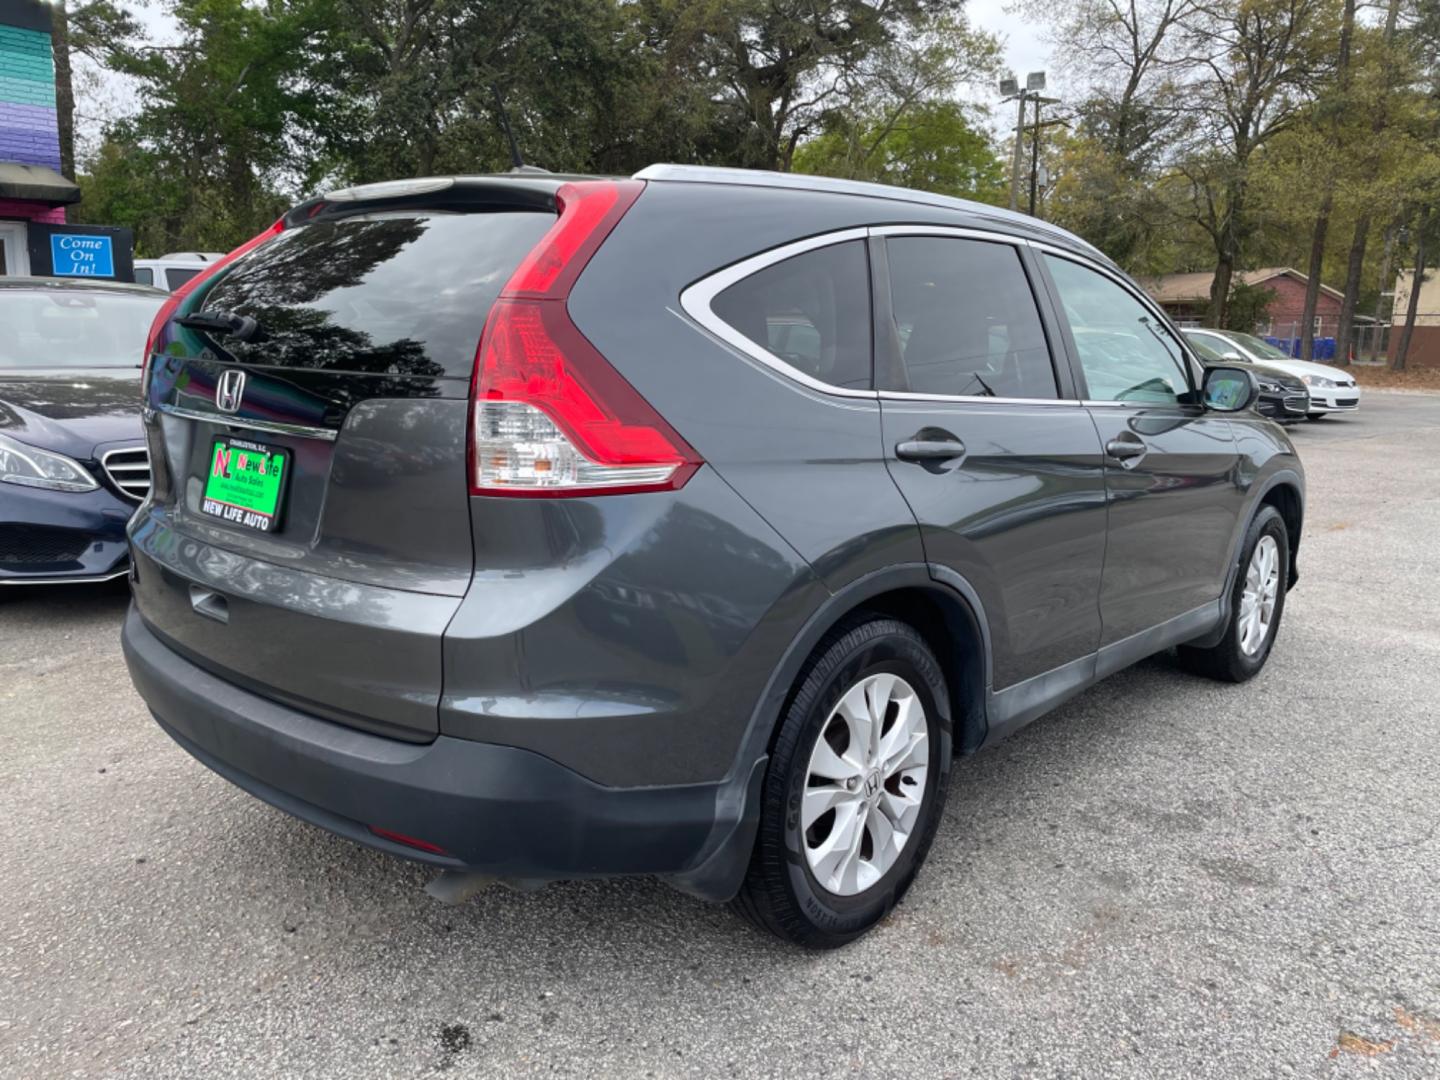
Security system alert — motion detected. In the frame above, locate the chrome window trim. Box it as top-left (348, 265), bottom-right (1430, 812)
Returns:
top-left (152, 403), bottom-right (339, 442)
top-left (867, 223), bottom-right (1031, 246)
top-left (881, 391), bottom-right (1082, 407)
top-left (678, 228), bottom-right (878, 400)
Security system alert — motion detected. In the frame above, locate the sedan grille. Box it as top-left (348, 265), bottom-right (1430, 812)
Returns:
top-left (1335, 397), bottom-right (1359, 408)
top-left (0, 524), bottom-right (89, 568)
top-left (102, 446), bottom-right (151, 502)
top-left (1282, 393), bottom-right (1310, 413)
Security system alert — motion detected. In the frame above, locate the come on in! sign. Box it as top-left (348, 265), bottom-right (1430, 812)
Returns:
top-left (50, 234), bottom-right (115, 278)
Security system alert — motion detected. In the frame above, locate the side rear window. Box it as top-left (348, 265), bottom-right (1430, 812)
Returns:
top-left (885, 236), bottom-right (1057, 399)
top-left (133, 267), bottom-right (154, 287)
top-left (710, 240), bottom-right (872, 390)
top-left (166, 267), bottom-right (201, 290)
top-left (200, 211), bottom-right (554, 379)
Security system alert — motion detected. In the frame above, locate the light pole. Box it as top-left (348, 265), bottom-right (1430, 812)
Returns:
top-left (1001, 72), bottom-right (1048, 213)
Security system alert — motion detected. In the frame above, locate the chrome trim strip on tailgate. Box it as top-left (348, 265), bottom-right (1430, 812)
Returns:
top-left (151, 403), bottom-right (338, 442)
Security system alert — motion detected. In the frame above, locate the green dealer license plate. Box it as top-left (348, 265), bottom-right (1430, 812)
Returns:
top-left (200, 437), bottom-right (290, 533)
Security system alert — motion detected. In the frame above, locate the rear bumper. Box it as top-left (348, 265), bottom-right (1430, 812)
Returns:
top-left (122, 605), bottom-right (761, 899)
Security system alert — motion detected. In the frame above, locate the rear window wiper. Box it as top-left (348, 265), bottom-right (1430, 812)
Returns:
top-left (177, 309), bottom-right (265, 342)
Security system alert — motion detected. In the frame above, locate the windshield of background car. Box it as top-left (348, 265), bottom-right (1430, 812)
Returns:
top-left (1229, 332), bottom-right (1291, 360)
top-left (0, 291), bottom-right (164, 369)
top-left (1185, 334), bottom-right (1227, 362)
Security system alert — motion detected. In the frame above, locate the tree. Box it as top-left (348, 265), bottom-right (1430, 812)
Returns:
top-left (1178, 0), bottom-right (1336, 327)
top-left (640, 0), bottom-right (977, 172)
top-left (1020, 0), bottom-right (1199, 265)
top-left (76, 0), bottom-right (337, 253)
top-left (792, 99), bottom-right (1007, 202)
top-left (49, 0), bottom-right (142, 179)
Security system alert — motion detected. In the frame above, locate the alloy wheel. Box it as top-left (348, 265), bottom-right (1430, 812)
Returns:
top-left (801, 673), bottom-right (930, 896)
top-left (1238, 534), bottom-right (1280, 656)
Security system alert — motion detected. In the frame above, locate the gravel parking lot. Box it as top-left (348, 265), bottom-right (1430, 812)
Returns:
top-left (3, 392), bottom-right (1439, 1079)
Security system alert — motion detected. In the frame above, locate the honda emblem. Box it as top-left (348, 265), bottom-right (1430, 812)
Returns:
top-left (216, 369), bottom-right (246, 414)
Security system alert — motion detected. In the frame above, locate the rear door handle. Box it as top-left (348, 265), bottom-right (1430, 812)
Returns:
top-left (896, 439), bottom-right (967, 462)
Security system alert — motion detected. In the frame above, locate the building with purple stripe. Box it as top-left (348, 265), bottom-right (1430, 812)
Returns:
top-left (0, 0), bottom-right (81, 275)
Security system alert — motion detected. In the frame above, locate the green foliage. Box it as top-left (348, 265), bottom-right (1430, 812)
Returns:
top-left (792, 101), bottom-right (1006, 204)
top-left (1218, 280), bottom-right (1277, 333)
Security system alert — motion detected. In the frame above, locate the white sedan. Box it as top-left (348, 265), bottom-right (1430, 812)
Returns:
top-left (1183, 328), bottom-right (1361, 419)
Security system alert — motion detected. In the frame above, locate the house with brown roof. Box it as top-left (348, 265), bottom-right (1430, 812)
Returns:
top-left (1141, 268), bottom-right (1344, 337)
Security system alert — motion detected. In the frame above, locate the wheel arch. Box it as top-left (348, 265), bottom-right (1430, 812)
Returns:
top-left (667, 564), bottom-right (993, 903)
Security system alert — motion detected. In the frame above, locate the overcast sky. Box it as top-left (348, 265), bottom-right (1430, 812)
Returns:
top-left (75, 1), bottom-right (1055, 162)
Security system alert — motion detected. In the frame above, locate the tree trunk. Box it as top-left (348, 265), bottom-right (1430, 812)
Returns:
top-left (1370, 221), bottom-right (1398, 360)
top-left (1300, 0), bottom-right (1354, 361)
top-left (1394, 224), bottom-right (1429, 372)
top-left (1211, 258), bottom-right (1234, 327)
top-left (1336, 213), bottom-right (1370, 365)
top-left (52, 1), bottom-right (75, 180)
top-left (1299, 193), bottom-right (1332, 360)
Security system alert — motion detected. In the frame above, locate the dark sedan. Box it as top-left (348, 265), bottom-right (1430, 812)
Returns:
top-left (1, 277), bottom-right (164, 585)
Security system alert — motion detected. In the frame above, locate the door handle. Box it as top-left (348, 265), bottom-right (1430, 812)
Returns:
top-left (189, 585), bottom-right (229, 624)
top-left (896, 439), bottom-right (967, 462)
top-left (1105, 435), bottom-right (1148, 466)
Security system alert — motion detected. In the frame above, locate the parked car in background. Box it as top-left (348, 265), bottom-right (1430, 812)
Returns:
top-left (133, 252), bottom-right (224, 292)
top-left (1182, 328), bottom-right (1360, 418)
top-left (1185, 333), bottom-right (1310, 423)
top-left (0, 278), bottom-right (164, 585)
top-left (122, 167), bottom-right (1304, 947)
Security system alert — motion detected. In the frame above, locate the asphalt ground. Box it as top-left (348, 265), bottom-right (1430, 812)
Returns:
top-left (2, 392), bottom-right (1438, 1079)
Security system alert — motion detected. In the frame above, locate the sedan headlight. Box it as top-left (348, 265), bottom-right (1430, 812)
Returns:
top-left (1302, 375), bottom-right (1336, 388)
top-left (1257, 379), bottom-right (1282, 392)
top-left (0, 432), bottom-right (98, 492)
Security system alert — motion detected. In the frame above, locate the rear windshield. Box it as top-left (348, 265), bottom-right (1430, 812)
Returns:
top-left (199, 211), bottom-right (553, 379)
top-left (0, 291), bottom-right (164, 368)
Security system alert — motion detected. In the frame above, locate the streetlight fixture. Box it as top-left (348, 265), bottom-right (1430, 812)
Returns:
top-left (1000, 72), bottom-right (1049, 213)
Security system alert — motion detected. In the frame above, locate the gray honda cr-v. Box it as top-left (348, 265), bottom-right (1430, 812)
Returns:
top-left (123, 165), bottom-right (1303, 947)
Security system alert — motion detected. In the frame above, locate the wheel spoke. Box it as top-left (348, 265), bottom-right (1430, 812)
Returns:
top-left (808, 801), bottom-right (863, 891)
top-left (835, 684), bottom-right (874, 763)
top-left (865, 805), bottom-right (899, 867)
top-left (863, 674), bottom-right (896, 759)
top-left (802, 783), bottom-right (856, 831)
top-left (807, 731), bottom-right (863, 783)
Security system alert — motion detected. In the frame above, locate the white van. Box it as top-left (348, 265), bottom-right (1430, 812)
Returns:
top-left (134, 252), bottom-right (225, 292)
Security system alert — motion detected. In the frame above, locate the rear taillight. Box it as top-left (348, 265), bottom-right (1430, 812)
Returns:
top-left (468, 180), bottom-right (701, 497)
top-left (141, 218), bottom-right (286, 381)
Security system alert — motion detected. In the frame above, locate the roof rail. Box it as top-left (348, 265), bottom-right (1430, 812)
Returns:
top-left (632, 164), bottom-right (1104, 259)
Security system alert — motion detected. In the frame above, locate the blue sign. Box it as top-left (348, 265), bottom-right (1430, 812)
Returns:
top-left (50, 234), bottom-right (116, 278)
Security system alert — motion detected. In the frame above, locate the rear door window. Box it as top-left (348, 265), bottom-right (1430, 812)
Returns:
top-left (199, 211), bottom-right (553, 379)
top-left (885, 236), bottom-right (1058, 399)
top-left (710, 240), bottom-right (872, 390)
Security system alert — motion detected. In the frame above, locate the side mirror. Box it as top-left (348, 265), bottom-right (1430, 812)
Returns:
top-left (1202, 366), bottom-right (1258, 413)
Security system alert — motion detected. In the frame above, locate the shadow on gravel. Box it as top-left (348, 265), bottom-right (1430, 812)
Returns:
top-left (165, 651), bottom-right (1197, 964)
top-left (0, 576), bottom-right (131, 623)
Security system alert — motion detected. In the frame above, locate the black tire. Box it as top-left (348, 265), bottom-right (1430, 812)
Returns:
top-left (1176, 504), bottom-right (1289, 683)
top-left (730, 617), bottom-right (953, 948)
